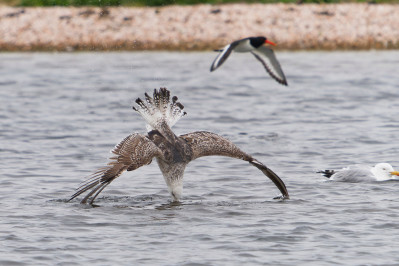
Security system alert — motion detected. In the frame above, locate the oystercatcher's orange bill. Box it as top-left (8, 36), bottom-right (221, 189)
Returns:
top-left (265, 40), bottom-right (276, 46)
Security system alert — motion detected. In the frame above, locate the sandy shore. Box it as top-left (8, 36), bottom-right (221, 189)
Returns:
top-left (1, 4), bottom-right (399, 51)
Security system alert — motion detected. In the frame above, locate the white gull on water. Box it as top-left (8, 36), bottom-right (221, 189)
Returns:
top-left (69, 87), bottom-right (289, 205)
top-left (318, 163), bottom-right (399, 182)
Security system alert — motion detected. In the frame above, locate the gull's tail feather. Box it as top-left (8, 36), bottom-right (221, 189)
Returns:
top-left (133, 88), bottom-right (186, 131)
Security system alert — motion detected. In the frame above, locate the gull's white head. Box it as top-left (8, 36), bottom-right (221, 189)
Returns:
top-left (371, 163), bottom-right (399, 181)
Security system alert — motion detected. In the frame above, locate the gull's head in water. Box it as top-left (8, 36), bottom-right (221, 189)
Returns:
top-left (371, 163), bottom-right (399, 181)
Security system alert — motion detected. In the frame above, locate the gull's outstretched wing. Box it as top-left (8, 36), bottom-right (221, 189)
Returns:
top-left (251, 46), bottom-right (288, 86)
top-left (180, 131), bottom-right (289, 199)
top-left (69, 133), bottom-right (162, 204)
top-left (210, 41), bottom-right (239, 72)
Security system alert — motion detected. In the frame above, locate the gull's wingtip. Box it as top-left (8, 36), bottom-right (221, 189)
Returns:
top-left (317, 169), bottom-right (335, 178)
top-left (273, 194), bottom-right (289, 200)
top-left (249, 159), bottom-right (289, 199)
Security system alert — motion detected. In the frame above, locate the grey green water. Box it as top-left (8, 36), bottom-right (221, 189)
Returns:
top-left (1, 51), bottom-right (399, 265)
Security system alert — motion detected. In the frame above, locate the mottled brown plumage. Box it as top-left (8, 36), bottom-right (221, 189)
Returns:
top-left (69, 88), bottom-right (289, 204)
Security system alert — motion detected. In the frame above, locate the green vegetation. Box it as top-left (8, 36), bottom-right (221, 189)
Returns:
top-left (0, 0), bottom-right (398, 7)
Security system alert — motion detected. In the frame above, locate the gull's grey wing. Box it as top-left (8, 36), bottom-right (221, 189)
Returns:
top-left (210, 41), bottom-right (240, 72)
top-left (69, 133), bottom-right (162, 204)
top-left (330, 167), bottom-right (375, 182)
top-left (180, 131), bottom-right (289, 199)
top-left (251, 46), bottom-right (288, 86)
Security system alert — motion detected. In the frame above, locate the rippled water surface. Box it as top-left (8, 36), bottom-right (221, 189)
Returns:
top-left (2, 51), bottom-right (399, 265)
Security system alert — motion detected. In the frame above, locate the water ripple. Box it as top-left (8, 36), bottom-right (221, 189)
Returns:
top-left (1, 51), bottom-right (399, 265)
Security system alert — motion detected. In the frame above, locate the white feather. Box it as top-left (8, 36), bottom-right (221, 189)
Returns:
top-left (134, 89), bottom-right (186, 132)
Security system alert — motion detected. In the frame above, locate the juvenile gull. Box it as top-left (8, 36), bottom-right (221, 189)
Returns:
top-left (318, 163), bottom-right (399, 182)
top-left (69, 88), bottom-right (289, 204)
top-left (210, 36), bottom-right (288, 86)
